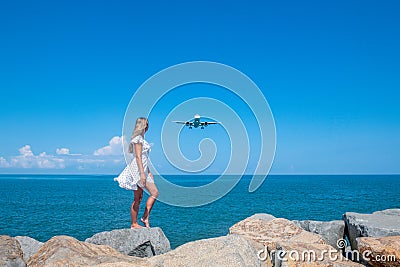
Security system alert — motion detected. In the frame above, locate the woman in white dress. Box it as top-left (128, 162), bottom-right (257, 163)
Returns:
top-left (114, 117), bottom-right (159, 228)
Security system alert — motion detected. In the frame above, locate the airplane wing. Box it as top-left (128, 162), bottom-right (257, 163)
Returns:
top-left (172, 121), bottom-right (193, 126)
top-left (201, 121), bottom-right (221, 126)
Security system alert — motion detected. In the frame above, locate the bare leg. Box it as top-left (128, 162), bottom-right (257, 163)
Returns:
top-left (131, 187), bottom-right (143, 228)
top-left (141, 182), bottom-right (159, 228)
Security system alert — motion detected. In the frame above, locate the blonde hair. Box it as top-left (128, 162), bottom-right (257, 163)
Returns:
top-left (128, 117), bottom-right (148, 153)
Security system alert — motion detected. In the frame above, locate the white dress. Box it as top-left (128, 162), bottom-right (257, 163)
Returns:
top-left (114, 135), bottom-right (152, 190)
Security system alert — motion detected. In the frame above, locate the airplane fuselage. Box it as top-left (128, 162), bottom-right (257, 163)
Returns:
top-left (175, 114), bottom-right (219, 129)
top-left (193, 117), bottom-right (201, 128)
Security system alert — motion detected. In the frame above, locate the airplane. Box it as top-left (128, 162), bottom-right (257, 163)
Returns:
top-left (173, 114), bottom-right (220, 129)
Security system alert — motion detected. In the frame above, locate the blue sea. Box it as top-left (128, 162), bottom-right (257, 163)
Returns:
top-left (0, 174), bottom-right (399, 249)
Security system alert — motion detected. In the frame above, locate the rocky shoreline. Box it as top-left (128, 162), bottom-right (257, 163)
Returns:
top-left (1, 209), bottom-right (399, 267)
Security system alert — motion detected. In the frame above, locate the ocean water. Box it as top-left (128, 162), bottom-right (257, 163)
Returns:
top-left (0, 174), bottom-right (399, 249)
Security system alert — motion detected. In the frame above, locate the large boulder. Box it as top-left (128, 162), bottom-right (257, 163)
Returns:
top-left (148, 234), bottom-right (261, 267)
top-left (27, 235), bottom-right (148, 267)
top-left (0, 235), bottom-right (26, 267)
top-left (292, 220), bottom-right (345, 249)
top-left (343, 209), bottom-right (400, 250)
top-left (228, 217), bottom-right (366, 266)
top-left (14, 236), bottom-right (43, 262)
top-left (85, 227), bottom-right (170, 257)
top-left (229, 218), bottom-right (326, 249)
top-left (356, 236), bottom-right (400, 267)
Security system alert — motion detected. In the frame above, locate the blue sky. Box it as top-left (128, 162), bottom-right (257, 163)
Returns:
top-left (0, 0), bottom-right (399, 174)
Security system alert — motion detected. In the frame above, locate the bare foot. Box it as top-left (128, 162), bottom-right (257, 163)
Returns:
top-left (131, 223), bottom-right (142, 229)
top-left (141, 217), bottom-right (150, 228)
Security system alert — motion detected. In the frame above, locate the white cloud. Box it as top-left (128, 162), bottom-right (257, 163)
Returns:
top-left (0, 157), bottom-right (10, 168)
top-left (56, 148), bottom-right (70, 155)
top-left (77, 158), bottom-right (105, 163)
top-left (19, 145), bottom-right (34, 157)
top-left (94, 136), bottom-right (123, 156)
top-left (37, 152), bottom-right (65, 169)
top-left (8, 145), bottom-right (65, 169)
top-left (0, 137), bottom-right (126, 172)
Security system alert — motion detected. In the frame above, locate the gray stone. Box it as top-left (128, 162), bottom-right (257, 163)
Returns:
top-left (148, 234), bottom-right (261, 267)
top-left (292, 220), bottom-right (345, 249)
top-left (14, 236), bottom-right (43, 262)
top-left (0, 235), bottom-right (26, 267)
top-left (247, 213), bottom-right (276, 222)
top-left (343, 209), bottom-right (400, 250)
top-left (373, 208), bottom-right (400, 216)
top-left (85, 227), bottom-right (170, 257)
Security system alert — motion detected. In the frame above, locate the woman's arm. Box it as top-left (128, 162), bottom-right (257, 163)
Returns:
top-left (134, 142), bottom-right (147, 185)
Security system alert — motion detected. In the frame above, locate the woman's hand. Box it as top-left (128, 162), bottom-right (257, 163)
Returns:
top-left (139, 172), bottom-right (146, 187)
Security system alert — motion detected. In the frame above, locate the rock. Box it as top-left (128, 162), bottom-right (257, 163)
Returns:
top-left (273, 242), bottom-right (364, 267)
top-left (248, 213), bottom-right (276, 222)
top-left (229, 217), bottom-right (366, 266)
top-left (0, 235), bottom-right (26, 267)
top-left (92, 263), bottom-right (145, 267)
top-left (356, 236), bottom-right (400, 267)
top-left (85, 227), bottom-right (170, 257)
top-left (128, 241), bottom-right (155, 257)
top-left (14, 236), bottom-right (43, 262)
top-left (148, 234), bottom-right (261, 267)
top-left (27, 235), bottom-right (148, 267)
top-left (229, 218), bottom-right (326, 248)
top-left (373, 209), bottom-right (400, 216)
top-left (292, 220), bottom-right (345, 249)
top-left (343, 209), bottom-right (400, 250)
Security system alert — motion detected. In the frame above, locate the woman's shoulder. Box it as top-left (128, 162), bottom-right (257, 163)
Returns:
top-left (131, 135), bottom-right (144, 144)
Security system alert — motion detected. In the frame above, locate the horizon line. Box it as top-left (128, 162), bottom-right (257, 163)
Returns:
top-left (0, 173), bottom-right (399, 176)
